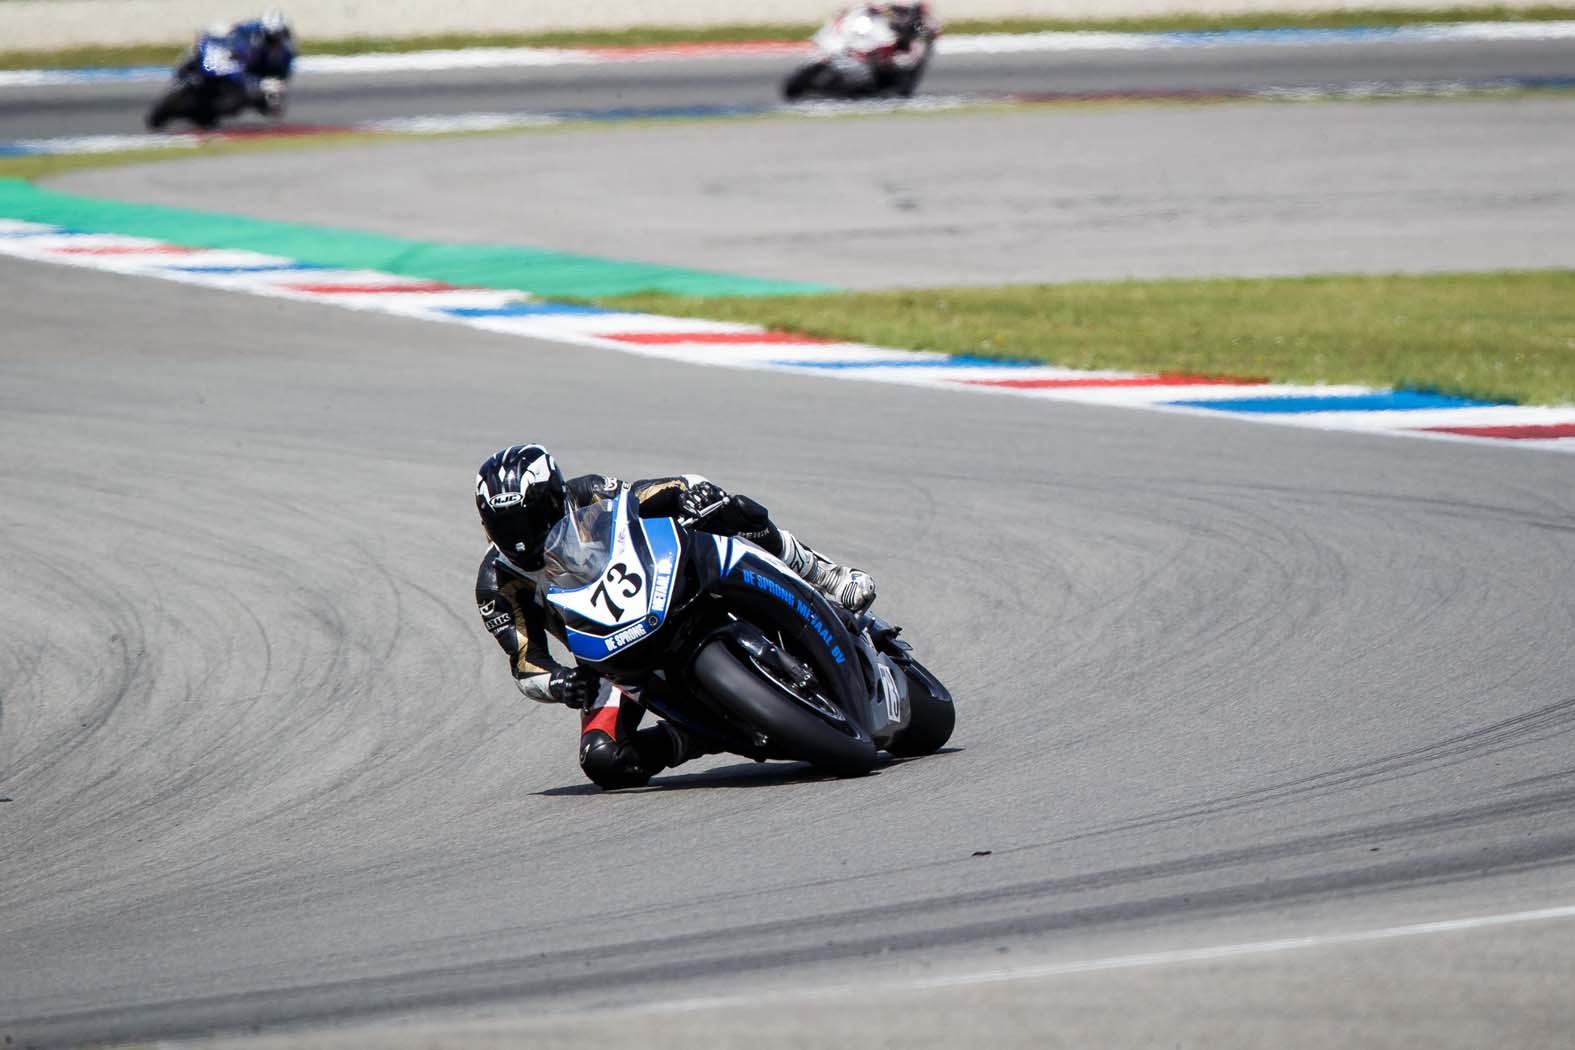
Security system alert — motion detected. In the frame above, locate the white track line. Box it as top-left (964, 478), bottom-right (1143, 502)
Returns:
top-left (630, 901), bottom-right (1575, 1019)
top-left (139, 902), bottom-right (1575, 1049)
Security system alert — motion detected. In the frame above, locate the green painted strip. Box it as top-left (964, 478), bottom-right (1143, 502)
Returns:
top-left (0, 179), bottom-right (830, 298)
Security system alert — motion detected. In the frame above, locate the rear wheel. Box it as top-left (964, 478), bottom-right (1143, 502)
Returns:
top-left (886, 657), bottom-right (954, 757)
top-left (692, 639), bottom-right (876, 776)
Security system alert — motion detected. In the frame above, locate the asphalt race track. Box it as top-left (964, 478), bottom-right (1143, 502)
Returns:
top-left (2, 35), bottom-right (1574, 139)
top-left (50, 98), bottom-right (1575, 287)
top-left (4, 35), bottom-right (1575, 1050)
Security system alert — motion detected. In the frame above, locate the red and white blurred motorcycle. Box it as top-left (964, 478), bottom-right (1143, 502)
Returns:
top-left (782, 3), bottom-right (941, 101)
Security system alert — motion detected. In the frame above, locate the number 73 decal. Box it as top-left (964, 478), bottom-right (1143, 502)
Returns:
top-left (591, 562), bottom-right (643, 620)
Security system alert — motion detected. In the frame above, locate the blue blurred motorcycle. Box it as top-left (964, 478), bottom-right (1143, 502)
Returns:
top-left (145, 29), bottom-right (287, 130)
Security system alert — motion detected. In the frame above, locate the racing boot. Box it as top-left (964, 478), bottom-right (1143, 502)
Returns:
top-left (778, 530), bottom-right (877, 614)
top-left (633, 721), bottom-right (717, 771)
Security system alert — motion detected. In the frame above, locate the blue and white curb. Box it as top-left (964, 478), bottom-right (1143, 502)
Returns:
top-left (1, 217), bottom-right (1571, 451)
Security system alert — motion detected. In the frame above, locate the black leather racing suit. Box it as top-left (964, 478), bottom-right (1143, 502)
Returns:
top-left (476, 473), bottom-right (789, 789)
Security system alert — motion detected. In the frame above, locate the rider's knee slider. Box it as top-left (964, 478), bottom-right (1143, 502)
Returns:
top-left (579, 730), bottom-right (652, 790)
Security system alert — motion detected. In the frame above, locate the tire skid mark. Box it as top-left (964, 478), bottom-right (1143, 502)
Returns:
top-left (1043, 696), bottom-right (1575, 850)
top-left (0, 440), bottom-right (489, 925)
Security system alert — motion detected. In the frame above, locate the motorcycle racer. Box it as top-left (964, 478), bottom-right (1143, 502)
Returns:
top-left (783, 1), bottom-right (941, 100)
top-left (875, 2), bottom-right (942, 93)
top-left (193, 9), bottom-right (295, 116)
top-left (474, 444), bottom-right (876, 789)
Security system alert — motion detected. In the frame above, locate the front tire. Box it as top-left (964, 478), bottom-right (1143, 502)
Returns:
top-left (692, 639), bottom-right (876, 776)
top-left (146, 83), bottom-right (212, 130)
top-left (145, 88), bottom-right (185, 130)
top-left (886, 656), bottom-right (954, 757)
top-left (782, 62), bottom-right (827, 101)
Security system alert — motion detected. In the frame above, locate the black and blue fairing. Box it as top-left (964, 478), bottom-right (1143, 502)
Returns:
top-left (543, 488), bottom-right (682, 672)
top-left (542, 488), bottom-right (872, 730)
top-left (693, 533), bottom-right (870, 718)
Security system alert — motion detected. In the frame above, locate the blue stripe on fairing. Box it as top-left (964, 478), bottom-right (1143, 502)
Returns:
top-left (443, 302), bottom-right (609, 317)
top-left (1170, 391), bottom-right (1504, 414)
top-left (774, 355), bottom-right (1040, 370)
top-left (0, 225), bottom-right (68, 236)
top-left (166, 262), bottom-right (332, 273)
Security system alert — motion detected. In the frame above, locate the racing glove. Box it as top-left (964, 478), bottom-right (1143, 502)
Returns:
top-left (515, 664), bottom-right (600, 707)
top-left (678, 481), bottom-right (731, 523)
top-left (258, 76), bottom-right (286, 115)
top-left (546, 665), bottom-right (601, 709)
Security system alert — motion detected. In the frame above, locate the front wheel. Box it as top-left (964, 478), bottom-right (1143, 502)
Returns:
top-left (692, 639), bottom-right (876, 776)
top-left (886, 656), bottom-right (954, 757)
top-left (146, 83), bottom-right (215, 130)
top-left (145, 86), bottom-right (188, 130)
top-left (782, 61), bottom-right (828, 101)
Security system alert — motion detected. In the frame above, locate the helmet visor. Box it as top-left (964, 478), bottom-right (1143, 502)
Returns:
top-left (485, 496), bottom-right (561, 564)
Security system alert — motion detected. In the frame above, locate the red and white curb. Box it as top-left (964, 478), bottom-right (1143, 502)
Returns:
top-left (2, 218), bottom-right (1571, 452)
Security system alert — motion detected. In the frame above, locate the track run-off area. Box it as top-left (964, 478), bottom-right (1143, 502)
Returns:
top-left (3, 24), bottom-right (1575, 1050)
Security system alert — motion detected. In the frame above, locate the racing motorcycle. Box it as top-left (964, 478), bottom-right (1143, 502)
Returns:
top-left (543, 487), bottom-right (955, 777)
top-left (145, 31), bottom-right (285, 130)
top-left (782, 5), bottom-right (936, 102)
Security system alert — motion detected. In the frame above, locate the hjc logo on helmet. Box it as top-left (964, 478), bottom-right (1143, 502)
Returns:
top-left (489, 492), bottom-right (524, 510)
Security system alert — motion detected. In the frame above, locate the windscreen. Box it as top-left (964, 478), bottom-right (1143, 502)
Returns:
top-left (541, 498), bottom-right (615, 590)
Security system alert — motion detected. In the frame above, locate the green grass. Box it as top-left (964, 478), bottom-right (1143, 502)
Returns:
top-left (3, 5), bottom-right (1573, 70)
top-left (599, 272), bottom-right (1575, 406)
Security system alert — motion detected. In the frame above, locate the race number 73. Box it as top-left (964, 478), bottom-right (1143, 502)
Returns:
top-left (591, 562), bottom-right (643, 620)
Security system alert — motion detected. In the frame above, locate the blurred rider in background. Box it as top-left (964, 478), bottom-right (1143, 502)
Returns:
top-left (199, 9), bottom-right (296, 115)
top-left (473, 445), bottom-right (876, 790)
top-left (870, 2), bottom-right (941, 95)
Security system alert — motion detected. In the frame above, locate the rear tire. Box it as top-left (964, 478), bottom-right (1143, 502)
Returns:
top-left (692, 639), bottom-right (876, 776)
top-left (886, 657), bottom-right (954, 757)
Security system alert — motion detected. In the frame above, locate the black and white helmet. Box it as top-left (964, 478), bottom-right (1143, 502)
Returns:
top-left (259, 8), bottom-right (291, 43)
top-left (476, 444), bottom-right (567, 570)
